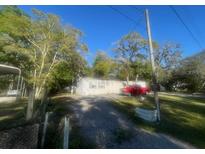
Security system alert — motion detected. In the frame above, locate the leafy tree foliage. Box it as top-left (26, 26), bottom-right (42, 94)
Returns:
top-left (112, 32), bottom-right (183, 90)
top-left (155, 42), bottom-right (181, 70)
top-left (0, 6), bottom-right (88, 97)
top-left (113, 32), bottom-right (147, 83)
top-left (92, 51), bottom-right (116, 79)
top-left (131, 61), bottom-right (152, 81)
top-left (169, 53), bottom-right (205, 92)
top-left (154, 42), bottom-right (182, 88)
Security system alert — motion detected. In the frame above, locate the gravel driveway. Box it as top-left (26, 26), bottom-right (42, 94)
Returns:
top-left (69, 95), bottom-right (194, 149)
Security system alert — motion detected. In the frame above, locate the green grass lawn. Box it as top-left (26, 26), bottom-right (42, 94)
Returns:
top-left (0, 99), bottom-right (27, 131)
top-left (110, 93), bottom-right (205, 148)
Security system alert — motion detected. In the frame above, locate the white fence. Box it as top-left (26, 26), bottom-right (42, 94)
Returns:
top-left (76, 77), bottom-right (135, 96)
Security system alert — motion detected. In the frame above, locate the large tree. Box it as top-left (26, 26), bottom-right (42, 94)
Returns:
top-left (154, 42), bottom-right (182, 88)
top-left (113, 32), bottom-right (147, 84)
top-left (154, 42), bottom-right (181, 70)
top-left (0, 6), bottom-right (88, 119)
top-left (0, 7), bottom-right (87, 97)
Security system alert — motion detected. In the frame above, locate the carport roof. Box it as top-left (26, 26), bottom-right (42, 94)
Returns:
top-left (0, 64), bottom-right (21, 75)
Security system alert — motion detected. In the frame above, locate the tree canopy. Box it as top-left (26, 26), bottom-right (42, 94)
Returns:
top-left (92, 51), bottom-right (116, 79)
top-left (0, 6), bottom-right (88, 97)
top-left (113, 32), bottom-right (148, 83)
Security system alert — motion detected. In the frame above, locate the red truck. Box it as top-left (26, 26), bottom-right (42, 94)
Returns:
top-left (121, 82), bottom-right (150, 96)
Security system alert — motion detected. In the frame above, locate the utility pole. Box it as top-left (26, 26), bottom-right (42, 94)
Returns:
top-left (145, 9), bottom-right (160, 122)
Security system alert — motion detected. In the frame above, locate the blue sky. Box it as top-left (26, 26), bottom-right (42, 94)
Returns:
top-left (19, 5), bottom-right (205, 65)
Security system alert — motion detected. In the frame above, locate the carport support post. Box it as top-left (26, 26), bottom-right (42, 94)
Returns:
top-left (16, 71), bottom-right (21, 102)
top-left (22, 82), bottom-right (25, 97)
top-left (20, 77), bottom-right (24, 97)
top-left (145, 9), bottom-right (160, 122)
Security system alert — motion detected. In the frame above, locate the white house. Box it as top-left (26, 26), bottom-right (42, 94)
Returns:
top-left (75, 77), bottom-right (135, 96)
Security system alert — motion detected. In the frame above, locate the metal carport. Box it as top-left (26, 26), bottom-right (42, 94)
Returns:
top-left (0, 64), bottom-right (22, 101)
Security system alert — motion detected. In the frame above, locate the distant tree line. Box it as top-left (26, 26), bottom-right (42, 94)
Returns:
top-left (90, 32), bottom-right (205, 93)
top-left (164, 51), bottom-right (205, 92)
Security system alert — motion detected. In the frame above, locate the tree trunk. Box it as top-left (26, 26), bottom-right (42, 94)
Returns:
top-left (136, 74), bottom-right (139, 82)
top-left (26, 68), bottom-right (36, 120)
top-left (126, 75), bottom-right (129, 85)
top-left (36, 52), bottom-right (58, 97)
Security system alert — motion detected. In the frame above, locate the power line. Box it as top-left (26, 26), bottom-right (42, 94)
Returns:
top-left (130, 6), bottom-right (147, 32)
top-left (107, 6), bottom-right (143, 27)
top-left (129, 6), bottom-right (144, 17)
top-left (132, 6), bottom-right (144, 13)
top-left (169, 6), bottom-right (203, 50)
top-left (183, 7), bottom-right (205, 44)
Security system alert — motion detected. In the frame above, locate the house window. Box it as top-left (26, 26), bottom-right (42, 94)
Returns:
top-left (98, 80), bottom-right (105, 88)
top-left (89, 82), bottom-right (97, 89)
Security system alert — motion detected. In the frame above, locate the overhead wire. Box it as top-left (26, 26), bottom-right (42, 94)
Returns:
top-left (107, 5), bottom-right (145, 31)
top-left (182, 7), bottom-right (205, 44)
top-left (169, 6), bottom-right (203, 50)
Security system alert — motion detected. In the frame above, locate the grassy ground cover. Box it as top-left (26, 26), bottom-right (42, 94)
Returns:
top-left (0, 98), bottom-right (27, 130)
top-left (110, 93), bottom-right (205, 148)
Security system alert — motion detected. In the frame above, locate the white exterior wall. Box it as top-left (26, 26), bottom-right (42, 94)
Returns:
top-left (76, 77), bottom-right (135, 96)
